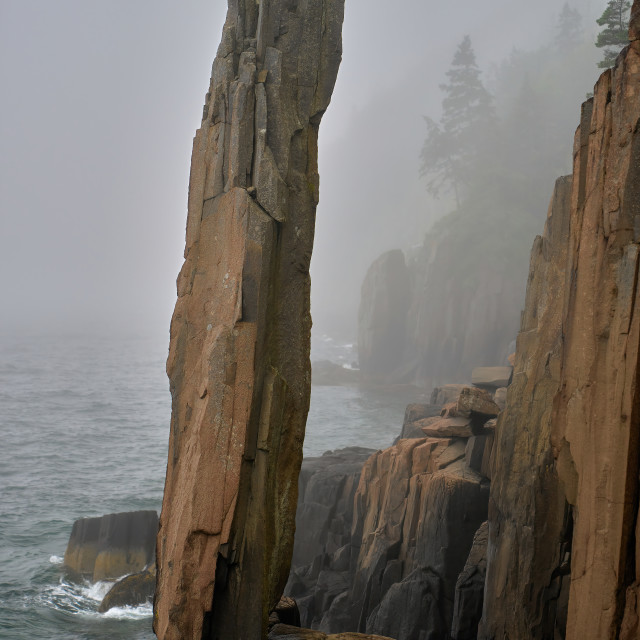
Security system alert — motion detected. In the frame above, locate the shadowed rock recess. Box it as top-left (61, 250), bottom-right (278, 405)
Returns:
top-left (480, 7), bottom-right (640, 639)
top-left (153, 1), bottom-right (344, 639)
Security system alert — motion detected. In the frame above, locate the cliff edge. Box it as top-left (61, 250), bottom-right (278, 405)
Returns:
top-left (481, 5), bottom-right (640, 638)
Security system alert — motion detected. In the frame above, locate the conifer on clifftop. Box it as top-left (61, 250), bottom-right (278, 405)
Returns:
top-left (596, 0), bottom-right (631, 68)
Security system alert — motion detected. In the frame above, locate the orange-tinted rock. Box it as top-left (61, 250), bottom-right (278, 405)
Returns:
top-left (479, 175), bottom-right (572, 640)
top-left (440, 401), bottom-right (461, 417)
top-left (399, 403), bottom-right (442, 439)
top-left (154, 1), bottom-right (344, 638)
top-left (419, 416), bottom-right (473, 438)
top-left (456, 386), bottom-right (500, 418)
top-left (551, 46), bottom-right (640, 639)
top-left (357, 446), bottom-right (488, 639)
top-left (289, 436), bottom-right (488, 638)
top-left (481, 15), bottom-right (640, 639)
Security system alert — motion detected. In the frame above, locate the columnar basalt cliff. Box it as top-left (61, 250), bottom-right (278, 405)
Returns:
top-left (357, 213), bottom-right (531, 387)
top-left (154, 2), bottom-right (344, 638)
top-left (287, 383), bottom-right (502, 639)
top-left (290, 9), bottom-right (640, 638)
top-left (481, 7), bottom-right (640, 638)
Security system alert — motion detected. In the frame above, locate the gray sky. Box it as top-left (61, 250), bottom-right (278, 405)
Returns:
top-left (0, 0), bottom-right (601, 339)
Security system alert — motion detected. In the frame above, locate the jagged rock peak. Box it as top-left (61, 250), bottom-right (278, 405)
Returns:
top-left (153, 1), bottom-right (344, 639)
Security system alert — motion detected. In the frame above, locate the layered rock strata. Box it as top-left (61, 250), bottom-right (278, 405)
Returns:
top-left (287, 383), bottom-right (503, 639)
top-left (154, 1), bottom-right (344, 638)
top-left (481, 13), bottom-right (640, 638)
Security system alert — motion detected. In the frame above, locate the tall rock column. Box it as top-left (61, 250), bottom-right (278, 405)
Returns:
top-left (154, 2), bottom-right (344, 639)
top-left (481, 6), bottom-right (640, 639)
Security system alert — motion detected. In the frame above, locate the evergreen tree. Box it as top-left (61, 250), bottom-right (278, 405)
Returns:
top-left (420, 36), bottom-right (494, 207)
top-left (596, 0), bottom-right (631, 68)
top-left (555, 3), bottom-right (583, 52)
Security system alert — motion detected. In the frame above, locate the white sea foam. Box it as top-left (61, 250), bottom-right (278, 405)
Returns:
top-left (102, 602), bottom-right (153, 619)
top-left (36, 578), bottom-right (90, 615)
top-left (39, 576), bottom-right (153, 619)
top-left (81, 580), bottom-right (114, 602)
top-left (49, 555), bottom-right (63, 564)
top-left (37, 577), bottom-right (118, 616)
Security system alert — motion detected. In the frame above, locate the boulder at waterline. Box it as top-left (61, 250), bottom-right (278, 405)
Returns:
top-left (98, 565), bottom-right (155, 612)
top-left (63, 510), bottom-right (157, 581)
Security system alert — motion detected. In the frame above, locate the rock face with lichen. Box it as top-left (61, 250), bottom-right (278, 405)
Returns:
top-left (153, 1), bottom-right (344, 638)
top-left (480, 8), bottom-right (640, 638)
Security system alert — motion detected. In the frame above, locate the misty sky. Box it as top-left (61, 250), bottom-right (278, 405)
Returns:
top-left (0, 0), bottom-right (602, 340)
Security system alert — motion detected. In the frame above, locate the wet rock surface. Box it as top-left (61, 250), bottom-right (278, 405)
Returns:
top-left (98, 566), bottom-right (155, 613)
top-left (63, 510), bottom-right (157, 582)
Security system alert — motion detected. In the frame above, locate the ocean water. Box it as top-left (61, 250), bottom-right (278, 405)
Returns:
top-left (0, 333), bottom-right (426, 639)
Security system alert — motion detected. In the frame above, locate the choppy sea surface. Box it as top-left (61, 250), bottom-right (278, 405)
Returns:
top-left (0, 333), bottom-right (426, 639)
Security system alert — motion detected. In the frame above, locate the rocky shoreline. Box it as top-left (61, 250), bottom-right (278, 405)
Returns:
top-left (149, 0), bottom-right (640, 638)
top-left (286, 378), bottom-right (504, 639)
